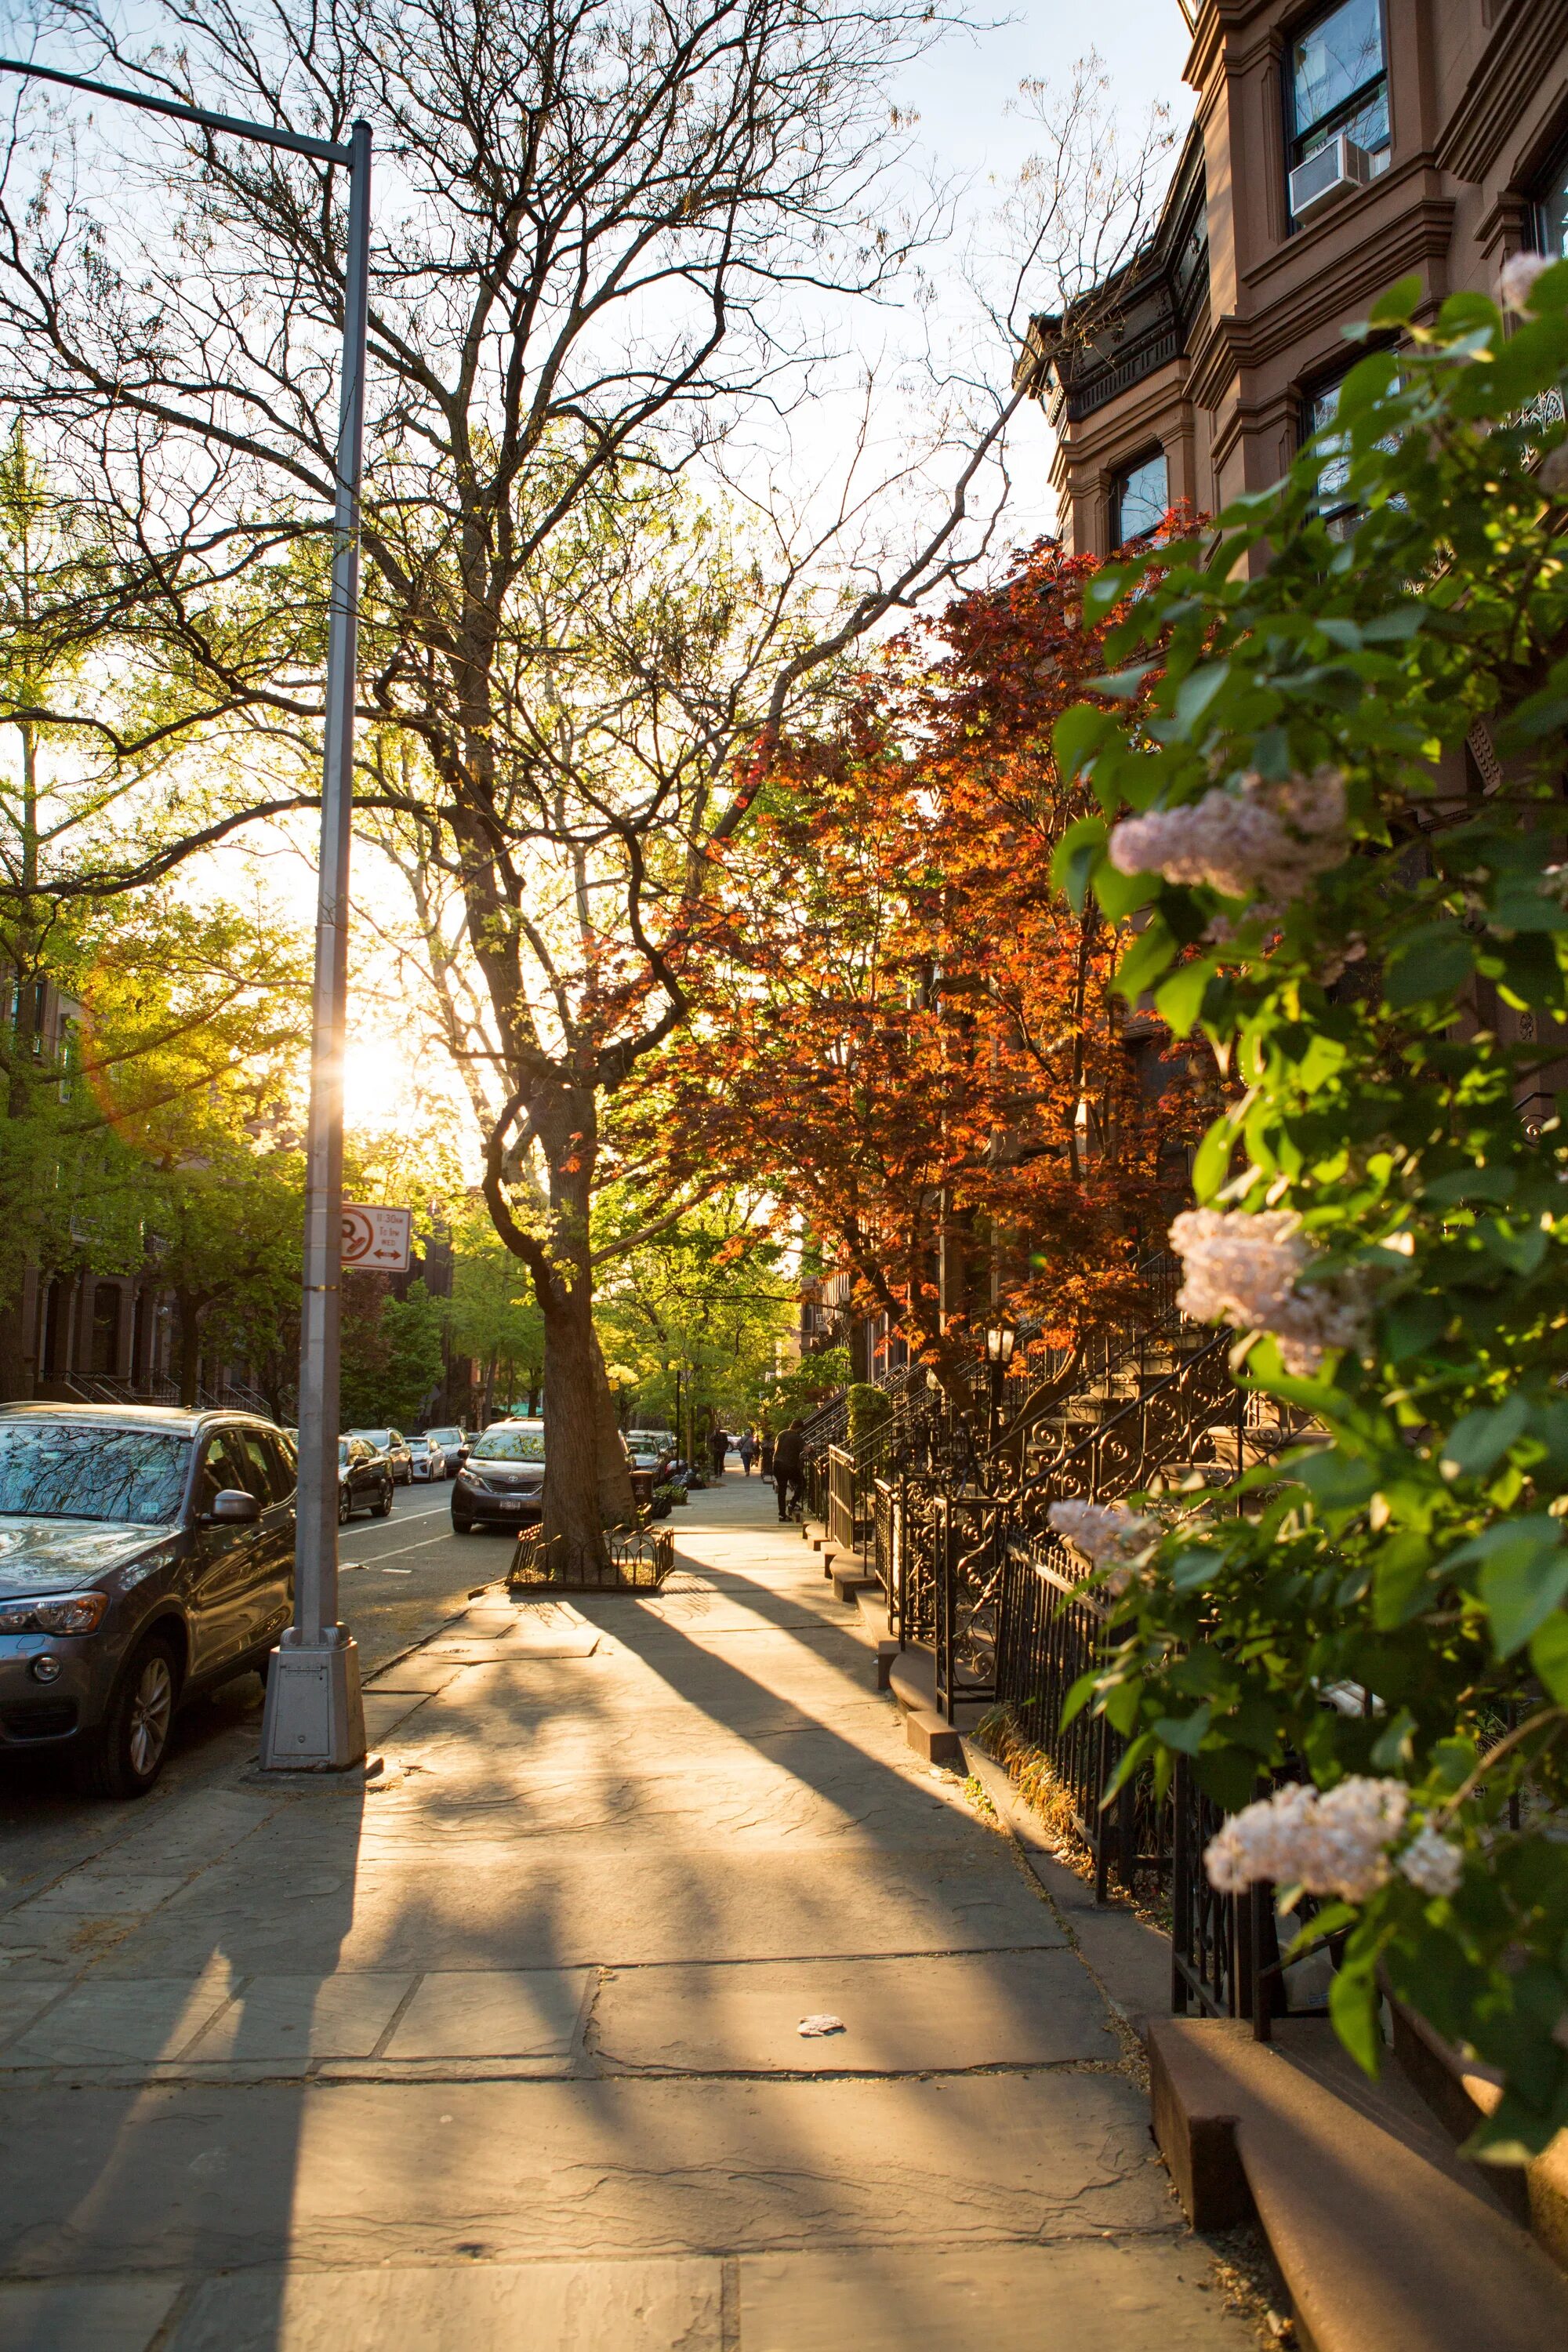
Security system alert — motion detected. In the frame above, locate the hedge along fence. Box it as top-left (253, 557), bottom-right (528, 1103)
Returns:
top-left (846, 1382), bottom-right (895, 1446)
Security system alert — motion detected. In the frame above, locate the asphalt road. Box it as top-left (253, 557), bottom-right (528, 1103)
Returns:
top-left (0, 1475), bottom-right (502, 1885)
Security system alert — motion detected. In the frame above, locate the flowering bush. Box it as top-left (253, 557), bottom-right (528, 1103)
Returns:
top-left (1047, 1497), bottom-right (1159, 1595)
top-left (1051, 264), bottom-right (1568, 2161)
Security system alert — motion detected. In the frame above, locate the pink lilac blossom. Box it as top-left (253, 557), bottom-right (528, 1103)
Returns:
top-left (1168, 1207), bottom-right (1367, 1375)
top-left (1107, 768), bottom-right (1348, 909)
top-left (1397, 1822), bottom-right (1465, 1900)
top-left (1498, 250), bottom-right (1554, 313)
top-left (1204, 1777), bottom-right (1410, 1904)
top-left (1047, 1498), bottom-right (1158, 1595)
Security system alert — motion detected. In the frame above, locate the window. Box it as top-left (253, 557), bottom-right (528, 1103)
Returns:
top-left (0, 1422), bottom-right (193, 1524)
top-left (1111, 450), bottom-right (1168, 548)
top-left (1533, 145), bottom-right (1568, 260)
top-left (197, 1432), bottom-right (254, 1512)
top-left (1288, 1), bottom-right (1388, 175)
top-left (1303, 378), bottom-right (1356, 538)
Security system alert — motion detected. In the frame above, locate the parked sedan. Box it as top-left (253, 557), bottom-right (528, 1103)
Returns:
top-left (452, 1421), bottom-right (545, 1533)
top-left (423, 1425), bottom-right (469, 1472)
top-left (407, 1434), bottom-right (448, 1483)
top-left (338, 1436), bottom-right (394, 1523)
top-left (0, 1403), bottom-right (296, 1798)
top-left (350, 1428), bottom-right (413, 1485)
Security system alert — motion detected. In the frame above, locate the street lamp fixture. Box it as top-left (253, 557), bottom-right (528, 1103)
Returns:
top-left (0, 54), bottom-right (372, 1769)
top-left (985, 1319), bottom-right (1016, 1444)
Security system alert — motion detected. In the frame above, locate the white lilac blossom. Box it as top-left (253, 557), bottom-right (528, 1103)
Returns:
top-left (1397, 1822), bottom-right (1465, 1900)
top-left (1204, 1777), bottom-right (1411, 1904)
top-left (1107, 768), bottom-right (1347, 910)
top-left (1498, 250), bottom-right (1554, 313)
top-left (1047, 1498), bottom-right (1157, 1595)
top-left (1168, 1207), bottom-right (1367, 1376)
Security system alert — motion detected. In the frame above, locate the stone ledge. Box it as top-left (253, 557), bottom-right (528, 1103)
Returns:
top-left (1149, 2015), bottom-right (1568, 2352)
top-left (904, 1708), bottom-right (964, 1766)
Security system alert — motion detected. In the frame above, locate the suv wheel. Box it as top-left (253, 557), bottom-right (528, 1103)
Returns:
top-left (338, 1484), bottom-right (352, 1525)
top-left (74, 1633), bottom-right (178, 1800)
top-left (372, 1481), bottom-right (394, 1519)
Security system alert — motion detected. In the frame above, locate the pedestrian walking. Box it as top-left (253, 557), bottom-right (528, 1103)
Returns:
top-left (709, 1424), bottom-right (729, 1479)
top-left (760, 1430), bottom-right (775, 1482)
top-left (771, 1419), bottom-right (806, 1521)
top-left (737, 1428), bottom-right (757, 1476)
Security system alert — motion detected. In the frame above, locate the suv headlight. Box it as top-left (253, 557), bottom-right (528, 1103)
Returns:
top-left (0, 1592), bottom-right (109, 1636)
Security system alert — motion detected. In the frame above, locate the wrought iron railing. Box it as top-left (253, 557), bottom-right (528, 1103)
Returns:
top-left (1171, 1755), bottom-right (1334, 2038)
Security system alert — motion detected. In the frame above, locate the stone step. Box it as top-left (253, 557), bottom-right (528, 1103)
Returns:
top-left (1149, 2016), bottom-right (1568, 2352)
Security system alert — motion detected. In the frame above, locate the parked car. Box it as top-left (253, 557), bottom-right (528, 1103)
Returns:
top-left (349, 1428), bottom-right (412, 1485)
top-left (423, 1424), bottom-right (469, 1472)
top-left (406, 1434), bottom-right (448, 1483)
top-left (624, 1428), bottom-right (676, 1473)
top-left (338, 1436), bottom-right (394, 1523)
top-left (0, 1403), bottom-right (297, 1798)
top-left (452, 1421), bottom-right (545, 1534)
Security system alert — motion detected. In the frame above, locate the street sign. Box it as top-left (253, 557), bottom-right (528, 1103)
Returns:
top-left (341, 1203), bottom-right (412, 1272)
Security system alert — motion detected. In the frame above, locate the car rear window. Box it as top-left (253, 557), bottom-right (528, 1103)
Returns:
top-left (472, 1429), bottom-right (546, 1462)
top-left (0, 1424), bottom-right (193, 1523)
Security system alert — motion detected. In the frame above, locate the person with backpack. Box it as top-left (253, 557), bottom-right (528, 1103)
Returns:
top-left (737, 1428), bottom-right (757, 1476)
top-left (771, 1419), bottom-right (806, 1521)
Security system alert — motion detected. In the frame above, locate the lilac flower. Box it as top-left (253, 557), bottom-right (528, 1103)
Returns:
top-left (1498, 251), bottom-right (1555, 314)
top-left (1168, 1207), bottom-right (1367, 1375)
top-left (1047, 1497), bottom-right (1157, 1595)
top-left (1107, 768), bottom-right (1347, 909)
top-left (1398, 1822), bottom-right (1465, 1900)
top-left (1205, 1777), bottom-right (1410, 1904)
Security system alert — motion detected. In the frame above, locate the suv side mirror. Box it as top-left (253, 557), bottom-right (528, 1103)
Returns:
top-left (208, 1488), bottom-right (261, 1525)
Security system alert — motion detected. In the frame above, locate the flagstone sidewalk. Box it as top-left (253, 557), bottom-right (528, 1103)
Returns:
top-left (0, 1475), bottom-right (1253, 2350)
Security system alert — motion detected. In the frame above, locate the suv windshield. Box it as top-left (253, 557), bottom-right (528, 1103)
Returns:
top-left (356, 1430), bottom-right (394, 1449)
top-left (0, 1423), bottom-right (192, 1523)
top-left (426, 1428), bottom-right (462, 1446)
top-left (472, 1429), bottom-right (545, 1463)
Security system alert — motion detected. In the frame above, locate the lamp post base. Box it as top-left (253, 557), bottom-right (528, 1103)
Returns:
top-left (259, 1629), bottom-right (365, 1771)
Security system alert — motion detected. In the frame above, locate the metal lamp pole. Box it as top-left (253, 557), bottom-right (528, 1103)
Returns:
top-left (0, 59), bottom-right (372, 1768)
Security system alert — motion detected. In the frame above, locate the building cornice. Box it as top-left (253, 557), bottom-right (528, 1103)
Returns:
top-left (1437, 0), bottom-right (1568, 186)
top-left (1185, 191), bottom-right (1454, 412)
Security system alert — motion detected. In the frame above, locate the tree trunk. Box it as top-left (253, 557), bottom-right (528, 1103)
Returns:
top-left (540, 1276), bottom-right (614, 1573)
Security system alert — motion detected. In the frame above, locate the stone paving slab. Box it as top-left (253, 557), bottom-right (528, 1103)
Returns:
top-left (736, 2242), bottom-right (1255, 2350)
top-left (182, 1973), bottom-right (414, 2063)
top-left (166, 2258), bottom-right (724, 2352)
top-left (591, 1949), bottom-right (1120, 2074)
top-left (383, 1968), bottom-right (593, 2060)
top-left (0, 2074), bottom-right (1176, 2272)
top-left (3, 1972), bottom-right (234, 2067)
top-left (0, 2278), bottom-right (180, 2352)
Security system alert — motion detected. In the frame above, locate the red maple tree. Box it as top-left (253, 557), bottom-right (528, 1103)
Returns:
top-left (639, 538), bottom-right (1213, 1398)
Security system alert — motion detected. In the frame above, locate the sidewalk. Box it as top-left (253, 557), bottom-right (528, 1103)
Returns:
top-left (0, 1474), bottom-right (1251, 2350)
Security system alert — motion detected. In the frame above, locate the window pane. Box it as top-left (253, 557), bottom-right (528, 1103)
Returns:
top-left (1293, 1), bottom-right (1385, 143)
top-left (1539, 158), bottom-right (1568, 260)
top-left (0, 1424), bottom-right (191, 1524)
top-left (1114, 451), bottom-right (1168, 544)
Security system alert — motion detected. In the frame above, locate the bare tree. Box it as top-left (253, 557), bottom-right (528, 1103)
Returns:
top-left (0, 5), bottom-right (1167, 1567)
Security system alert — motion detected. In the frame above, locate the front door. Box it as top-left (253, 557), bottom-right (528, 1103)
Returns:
top-left (230, 1426), bottom-right (296, 1652)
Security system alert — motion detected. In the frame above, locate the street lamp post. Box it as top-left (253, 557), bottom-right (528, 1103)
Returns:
top-left (0, 58), bottom-right (372, 1768)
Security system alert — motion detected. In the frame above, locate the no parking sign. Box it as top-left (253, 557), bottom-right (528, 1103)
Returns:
top-left (341, 1203), bottom-right (412, 1272)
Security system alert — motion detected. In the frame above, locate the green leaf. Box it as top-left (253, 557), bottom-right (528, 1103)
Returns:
top-left (1115, 917), bottom-right (1177, 1004)
top-left (1153, 1706), bottom-right (1212, 1756)
top-left (1440, 1396), bottom-right (1531, 1482)
top-left (1172, 662), bottom-right (1229, 735)
top-left (1092, 852), bottom-right (1160, 922)
top-left (1058, 1666), bottom-right (1102, 1731)
top-left (1051, 702), bottom-right (1113, 785)
top-left (1461, 1519), bottom-right (1568, 1657)
top-left (1051, 816), bottom-right (1108, 915)
top-left (1367, 274), bottom-right (1424, 328)
top-left (1529, 1612), bottom-right (1568, 1705)
top-left (1330, 1956), bottom-right (1385, 2077)
top-left (1087, 662), bottom-right (1156, 701)
top-left (1153, 958), bottom-right (1214, 1039)
top-left (1383, 925), bottom-right (1477, 1008)
top-left (1291, 1449), bottom-right (1379, 1515)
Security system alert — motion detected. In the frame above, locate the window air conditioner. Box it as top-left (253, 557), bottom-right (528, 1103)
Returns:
top-left (1289, 134), bottom-right (1373, 224)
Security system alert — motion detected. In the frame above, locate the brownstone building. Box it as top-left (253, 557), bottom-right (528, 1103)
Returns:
top-left (1022, 0), bottom-right (1568, 554)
